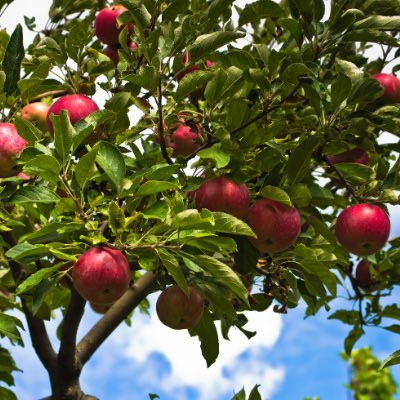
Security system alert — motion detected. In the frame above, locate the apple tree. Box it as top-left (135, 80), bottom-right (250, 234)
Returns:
top-left (1, 0), bottom-right (400, 398)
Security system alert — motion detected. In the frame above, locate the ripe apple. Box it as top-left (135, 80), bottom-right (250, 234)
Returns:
top-left (327, 147), bottom-right (369, 165)
top-left (21, 102), bottom-right (50, 132)
top-left (90, 302), bottom-right (113, 314)
top-left (195, 176), bottom-right (250, 218)
top-left (0, 123), bottom-right (27, 178)
top-left (335, 204), bottom-right (390, 256)
top-left (247, 199), bottom-right (301, 254)
top-left (72, 246), bottom-right (131, 304)
top-left (103, 41), bottom-right (137, 65)
top-left (156, 285), bottom-right (204, 330)
top-left (95, 5), bottom-right (134, 45)
top-left (175, 51), bottom-right (215, 82)
top-left (372, 73), bottom-right (400, 103)
top-left (46, 94), bottom-right (99, 135)
top-left (355, 260), bottom-right (373, 288)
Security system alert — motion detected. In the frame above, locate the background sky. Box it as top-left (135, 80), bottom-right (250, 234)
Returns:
top-left (1, 1), bottom-right (400, 399)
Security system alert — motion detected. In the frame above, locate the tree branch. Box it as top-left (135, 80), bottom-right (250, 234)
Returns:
top-left (58, 288), bottom-right (86, 374)
top-left (157, 80), bottom-right (173, 165)
top-left (76, 271), bottom-right (157, 365)
top-left (21, 300), bottom-right (57, 372)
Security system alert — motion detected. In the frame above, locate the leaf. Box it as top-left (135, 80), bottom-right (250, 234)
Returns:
top-left (239, 0), bottom-right (285, 25)
top-left (176, 70), bottom-right (214, 100)
top-left (354, 16), bottom-right (400, 30)
top-left (75, 148), bottom-right (98, 188)
top-left (108, 201), bottom-right (125, 235)
top-left (0, 387), bottom-right (17, 400)
top-left (248, 385), bottom-right (262, 400)
top-left (285, 137), bottom-right (319, 184)
top-left (331, 73), bottom-right (352, 110)
top-left (344, 326), bottom-right (364, 356)
top-left (0, 313), bottom-right (24, 344)
top-left (2, 24), bottom-right (24, 95)
top-left (137, 181), bottom-right (180, 196)
top-left (51, 110), bottom-right (75, 163)
top-left (16, 264), bottom-right (60, 294)
top-left (7, 185), bottom-right (60, 204)
top-left (197, 143), bottom-right (231, 168)
top-left (213, 212), bottom-right (256, 237)
top-left (189, 310), bottom-right (219, 367)
top-left (24, 155), bottom-right (61, 184)
top-left (157, 249), bottom-right (188, 294)
top-left (335, 163), bottom-right (373, 185)
top-left (289, 184), bottom-right (312, 208)
top-left (259, 186), bottom-right (292, 206)
top-left (189, 32), bottom-right (244, 62)
top-left (233, 237), bottom-right (260, 274)
top-left (347, 78), bottom-right (383, 104)
top-left (380, 349), bottom-right (400, 369)
top-left (193, 255), bottom-right (248, 303)
top-left (336, 59), bottom-right (364, 82)
top-left (169, 209), bottom-right (214, 230)
top-left (5, 242), bottom-right (48, 261)
top-left (95, 141), bottom-right (126, 191)
top-left (13, 116), bottom-right (41, 144)
top-left (328, 310), bottom-right (359, 325)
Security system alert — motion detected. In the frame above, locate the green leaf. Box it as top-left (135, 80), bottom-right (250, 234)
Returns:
top-left (239, 0), bottom-right (285, 25)
top-left (259, 185), bottom-right (292, 206)
top-left (108, 201), bottom-right (125, 236)
top-left (342, 29), bottom-right (399, 46)
top-left (354, 16), bottom-right (400, 30)
top-left (75, 148), bottom-right (98, 188)
top-left (347, 78), bottom-right (383, 104)
top-left (5, 242), bottom-right (48, 261)
top-left (51, 110), bottom-right (75, 163)
top-left (189, 310), bottom-right (219, 367)
top-left (331, 73), bottom-right (352, 110)
top-left (95, 141), bottom-right (126, 191)
top-left (248, 385), bottom-right (262, 400)
top-left (344, 326), bottom-right (364, 356)
top-left (197, 143), bottom-right (230, 168)
top-left (7, 185), bottom-right (60, 204)
top-left (233, 237), bottom-right (259, 274)
top-left (0, 386), bottom-right (17, 400)
top-left (24, 155), bottom-right (61, 184)
top-left (137, 181), bottom-right (180, 196)
top-left (336, 59), bottom-right (364, 82)
top-left (189, 32), bottom-right (244, 62)
top-left (13, 116), bottom-right (41, 144)
top-left (328, 310), bottom-right (359, 325)
top-left (169, 209), bottom-right (214, 230)
top-left (380, 349), bottom-right (400, 369)
top-left (16, 264), bottom-right (60, 294)
top-left (289, 184), bottom-right (312, 208)
top-left (0, 313), bottom-right (24, 344)
top-left (176, 70), bottom-right (214, 101)
top-left (213, 212), bottom-right (256, 237)
top-left (2, 24), bottom-right (24, 95)
top-left (335, 163), bottom-right (373, 185)
top-left (285, 137), bottom-right (319, 184)
top-left (157, 249), bottom-right (188, 294)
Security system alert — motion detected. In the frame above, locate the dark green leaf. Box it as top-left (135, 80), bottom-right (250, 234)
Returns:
top-left (157, 249), bottom-right (188, 294)
top-left (380, 349), bottom-right (400, 369)
top-left (51, 110), bottom-right (75, 163)
top-left (0, 313), bottom-right (24, 344)
top-left (239, 0), bottom-right (285, 25)
top-left (137, 180), bottom-right (180, 196)
top-left (259, 185), bottom-right (292, 206)
top-left (24, 155), bottom-right (61, 184)
top-left (8, 185), bottom-right (60, 204)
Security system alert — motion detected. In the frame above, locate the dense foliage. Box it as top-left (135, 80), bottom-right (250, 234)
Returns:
top-left (0, 0), bottom-right (400, 398)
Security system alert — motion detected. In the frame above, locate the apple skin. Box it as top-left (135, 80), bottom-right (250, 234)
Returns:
top-left (327, 147), bottom-right (369, 165)
top-left (335, 204), bottom-right (390, 256)
top-left (21, 102), bottom-right (50, 131)
top-left (372, 73), bottom-right (400, 104)
top-left (195, 176), bottom-right (250, 219)
top-left (90, 302), bottom-right (113, 314)
top-left (175, 51), bottom-right (215, 82)
top-left (16, 172), bottom-right (30, 180)
top-left (156, 285), bottom-right (204, 330)
top-left (103, 41), bottom-right (137, 65)
top-left (0, 123), bottom-right (27, 178)
top-left (46, 94), bottom-right (99, 135)
top-left (247, 199), bottom-right (301, 254)
top-left (72, 246), bottom-right (131, 304)
top-left (94, 5), bottom-right (134, 45)
top-left (355, 260), bottom-right (373, 288)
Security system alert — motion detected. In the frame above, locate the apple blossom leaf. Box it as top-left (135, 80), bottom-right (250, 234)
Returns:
top-left (16, 264), bottom-right (60, 295)
top-left (75, 148), bottom-right (98, 189)
top-left (189, 310), bottom-right (219, 367)
top-left (238, 0), bottom-right (285, 25)
top-left (156, 249), bottom-right (188, 294)
top-left (51, 110), bottom-right (75, 163)
top-left (24, 155), bottom-right (61, 185)
top-left (175, 70), bottom-right (214, 101)
top-left (13, 116), bottom-right (42, 144)
top-left (197, 143), bottom-right (231, 168)
top-left (285, 136), bottom-right (319, 184)
top-left (95, 141), bottom-right (126, 192)
top-left (189, 32), bottom-right (244, 62)
top-left (7, 185), bottom-right (60, 204)
top-left (259, 185), bottom-right (292, 206)
top-left (344, 326), bottom-right (364, 356)
top-left (5, 243), bottom-right (49, 262)
top-left (212, 212), bottom-right (256, 237)
top-left (331, 73), bottom-right (352, 110)
top-left (380, 349), bottom-right (400, 369)
top-left (0, 313), bottom-right (24, 344)
top-left (137, 181), bottom-right (180, 196)
top-left (2, 24), bottom-right (24, 95)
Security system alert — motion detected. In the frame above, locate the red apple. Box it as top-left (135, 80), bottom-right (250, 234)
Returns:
top-left (372, 73), bottom-right (400, 103)
top-left (335, 204), bottom-right (390, 256)
top-left (355, 260), bottom-right (373, 288)
top-left (21, 102), bottom-right (50, 131)
top-left (0, 123), bottom-right (27, 178)
top-left (156, 285), bottom-right (204, 330)
top-left (175, 51), bottom-right (215, 82)
top-left (90, 302), bottom-right (113, 314)
top-left (195, 176), bottom-right (250, 219)
top-left (46, 94), bottom-right (99, 135)
top-left (247, 199), bottom-right (301, 254)
top-left (72, 246), bottom-right (131, 304)
top-left (327, 147), bottom-right (369, 165)
top-left (95, 5), bottom-right (134, 45)
top-left (103, 41), bottom-right (137, 65)
top-left (16, 172), bottom-right (30, 180)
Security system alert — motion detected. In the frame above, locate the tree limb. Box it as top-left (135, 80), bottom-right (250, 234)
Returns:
top-left (76, 271), bottom-right (157, 365)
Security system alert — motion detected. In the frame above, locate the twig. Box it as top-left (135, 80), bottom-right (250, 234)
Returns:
top-left (157, 80), bottom-right (173, 165)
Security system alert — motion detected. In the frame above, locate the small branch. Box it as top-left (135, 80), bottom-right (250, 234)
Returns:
top-left (157, 80), bottom-right (173, 165)
top-left (57, 288), bottom-right (86, 374)
top-left (76, 271), bottom-right (157, 365)
top-left (31, 89), bottom-right (68, 102)
top-left (22, 300), bottom-right (57, 372)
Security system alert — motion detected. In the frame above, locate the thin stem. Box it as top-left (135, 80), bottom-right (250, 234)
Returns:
top-left (157, 79), bottom-right (173, 165)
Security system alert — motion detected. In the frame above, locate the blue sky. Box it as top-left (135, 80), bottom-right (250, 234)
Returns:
top-left (2, 0), bottom-right (400, 399)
